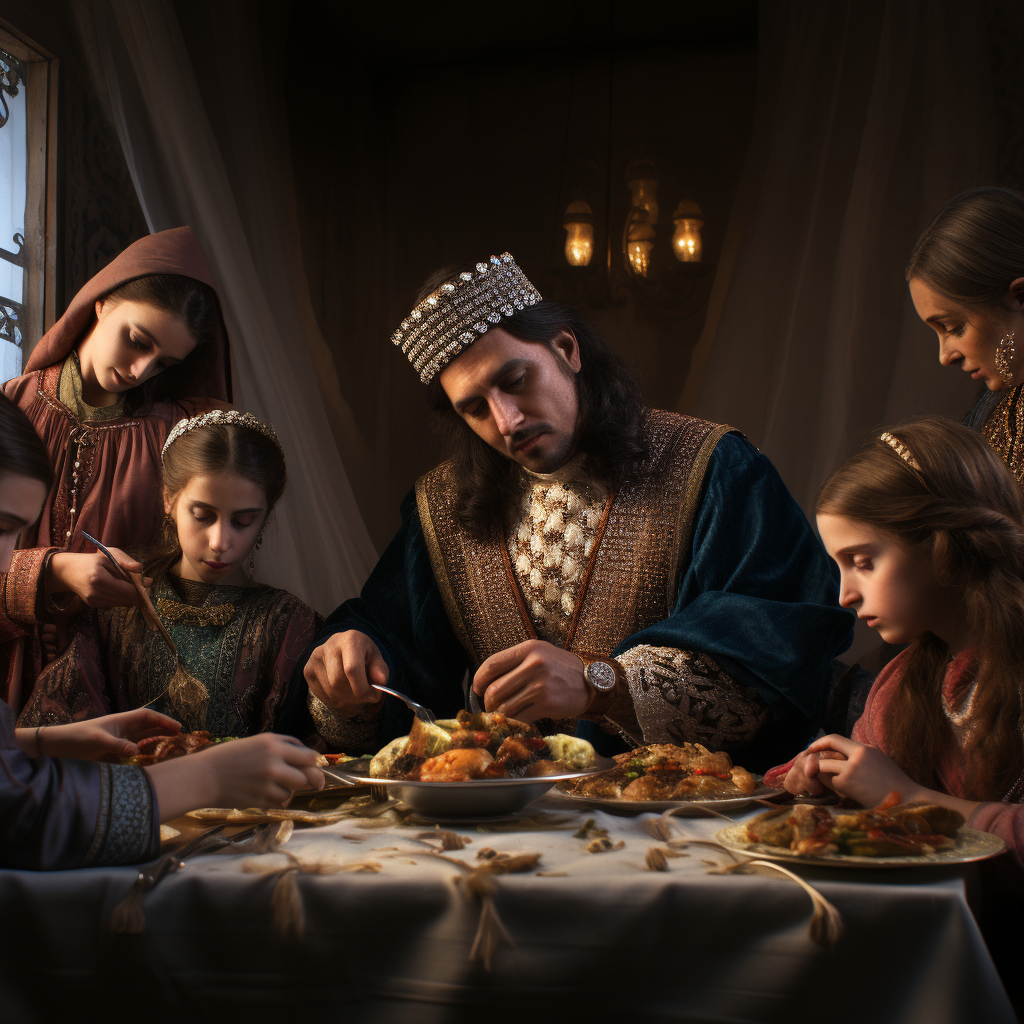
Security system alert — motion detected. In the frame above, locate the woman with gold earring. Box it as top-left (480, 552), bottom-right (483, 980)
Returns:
top-left (908, 187), bottom-right (1024, 481)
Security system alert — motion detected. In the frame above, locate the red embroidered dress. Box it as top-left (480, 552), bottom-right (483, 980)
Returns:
top-left (1, 228), bottom-right (232, 711)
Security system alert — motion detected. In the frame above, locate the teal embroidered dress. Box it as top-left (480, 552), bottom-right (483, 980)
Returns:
top-left (18, 574), bottom-right (321, 739)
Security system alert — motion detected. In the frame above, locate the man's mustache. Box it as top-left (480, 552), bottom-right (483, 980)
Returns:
top-left (509, 424), bottom-right (552, 447)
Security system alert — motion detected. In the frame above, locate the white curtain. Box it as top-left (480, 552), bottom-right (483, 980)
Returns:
top-left (73, 0), bottom-right (377, 613)
top-left (686, 0), bottom-right (995, 514)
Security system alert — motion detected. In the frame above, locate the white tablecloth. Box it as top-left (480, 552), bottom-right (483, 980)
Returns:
top-left (0, 793), bottom-right (1015, 1024)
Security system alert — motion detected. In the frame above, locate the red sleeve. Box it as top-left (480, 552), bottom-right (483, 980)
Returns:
top-left (1, 547), bottom-right (59, 627)
top-left (968, 803), bottom-right (1024, 867)
top-left (849, 647), bottom-right (915, 752)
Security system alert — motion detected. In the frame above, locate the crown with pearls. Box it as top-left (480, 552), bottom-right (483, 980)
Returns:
top-left (162, 409), bottom-right (283, 460)
top-left (880, 431), bottom-right (920, 470)
top-left (392, 252), bottom-right (543, 383)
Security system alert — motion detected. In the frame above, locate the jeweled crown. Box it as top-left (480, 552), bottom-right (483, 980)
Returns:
top-left (162, 409), bottom-right (283, 460)
top-left (392, 253), bottom-right (542, 383)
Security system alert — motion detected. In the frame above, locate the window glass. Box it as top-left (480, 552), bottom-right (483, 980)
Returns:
top-left (0, 47), bottom-right (27, 382)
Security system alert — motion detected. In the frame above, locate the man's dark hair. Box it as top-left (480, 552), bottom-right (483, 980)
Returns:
top-left (419, 263), bottom-right (648, 536)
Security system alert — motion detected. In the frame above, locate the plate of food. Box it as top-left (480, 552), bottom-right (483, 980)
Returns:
top-left (338, 712), bottom-right (609, 818)
top-left (715, 795), bottom-right (1006, 868)
top-left (557, 742), bottom-right (776, 813)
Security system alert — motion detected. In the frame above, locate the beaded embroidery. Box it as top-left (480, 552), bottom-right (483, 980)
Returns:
top-left (392, 253), bottom-right (542, 383)
top-left (162, 409), bottom-right (282, 459)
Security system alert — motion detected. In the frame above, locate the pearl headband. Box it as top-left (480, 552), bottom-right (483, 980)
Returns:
top-left (161, 409), bottom-right (282, 461)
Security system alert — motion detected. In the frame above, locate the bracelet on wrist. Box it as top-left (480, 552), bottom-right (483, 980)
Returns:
top-left (34, 725), bottom-right (45, 758)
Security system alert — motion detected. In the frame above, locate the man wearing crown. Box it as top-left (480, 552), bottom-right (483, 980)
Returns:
top-left (300, 254), bottom-right (853, 768)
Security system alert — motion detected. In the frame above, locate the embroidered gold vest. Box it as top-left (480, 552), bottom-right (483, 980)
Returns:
top-left (415, 410), bottom-right (735, 665)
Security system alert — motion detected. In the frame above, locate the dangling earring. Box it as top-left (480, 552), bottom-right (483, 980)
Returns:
top-left (249, 531), bottom-right (264, 574)
top-left (996, 331), bottom-right (1017, 385)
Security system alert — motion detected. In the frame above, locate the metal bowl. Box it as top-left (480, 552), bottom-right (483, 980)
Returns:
top-left (338, 767), bottom-right (608, 820)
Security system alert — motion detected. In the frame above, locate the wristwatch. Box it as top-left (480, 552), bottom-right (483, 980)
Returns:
top-left (577, 654), bottom-right (625, 716)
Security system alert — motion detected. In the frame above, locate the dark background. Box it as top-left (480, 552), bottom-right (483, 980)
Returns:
top-left (3, 0), bottom-right (1024, 551)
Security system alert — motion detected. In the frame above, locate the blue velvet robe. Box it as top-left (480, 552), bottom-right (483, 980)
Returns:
top-left (0, 698), bottom-right (159, 870)
top-left (305, 435), bottom-right (854, 771)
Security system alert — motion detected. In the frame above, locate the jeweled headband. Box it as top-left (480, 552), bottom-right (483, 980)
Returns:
top-left (880, 431), bottom-right (920, 470)
top-left (392, 252), bottom-right (543, 383)
top-left (162, 409), bottom-right (283, 460)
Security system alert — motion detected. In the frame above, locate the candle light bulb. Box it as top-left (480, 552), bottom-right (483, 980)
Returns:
top-left (672, 200), bottom-right (704, 263)
top-left (562, 200), bottom-right (594, 267)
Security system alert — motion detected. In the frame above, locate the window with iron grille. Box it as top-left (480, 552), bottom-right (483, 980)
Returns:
top-left (0, 23), bottom-right (57, 383)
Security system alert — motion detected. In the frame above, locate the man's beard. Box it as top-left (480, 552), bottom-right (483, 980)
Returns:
top-left (508, 423), bottom-right (575, 473)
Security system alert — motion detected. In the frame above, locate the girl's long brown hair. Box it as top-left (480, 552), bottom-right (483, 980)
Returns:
top-left (816, 417), bottom-right (1024, 801)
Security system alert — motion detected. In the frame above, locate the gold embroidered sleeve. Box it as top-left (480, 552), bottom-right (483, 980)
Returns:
top-left (615, 645), bottom-right (769, 750)
top-left (2, 547), bottom-right (59, 626)
top-left (307, 690), bottom-right (384, 754)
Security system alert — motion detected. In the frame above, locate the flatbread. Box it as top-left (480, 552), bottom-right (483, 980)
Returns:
top-left (265, 807), bottom-right (348, 824)
top-left (186, 807), bottom-right (273, 824)
top-left (159, 825), bottom-right (180, 842)
top-left (185, 806), bottom-right (349, 825)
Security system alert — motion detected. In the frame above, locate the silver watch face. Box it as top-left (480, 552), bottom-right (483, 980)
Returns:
top-left (585, 660), bottom-right (617, 691)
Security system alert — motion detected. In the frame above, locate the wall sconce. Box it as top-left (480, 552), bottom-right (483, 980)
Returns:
top-left (558, 158), bottom-right (708, 295)
top-left (672, 200), bottom-right (703, 263)
top-left (562, 199), bottom-right (595, 266)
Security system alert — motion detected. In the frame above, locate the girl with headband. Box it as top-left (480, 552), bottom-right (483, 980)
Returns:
top-left (18, 410), bottom-right (359, 751)
top-left (2, 228), bottom-right (233, 712)
top-left (775, 417), bottom-right (1024, 861)
top-left (0, 395), bottom-right (322, 870)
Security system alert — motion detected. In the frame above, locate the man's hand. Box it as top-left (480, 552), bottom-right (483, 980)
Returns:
top-left (48, 550), bottom-right (152, 608)
top-left (472, 640), bottom-right (590, 721)
top-left (24, 709), bottom-right (182, 761)
top-left (303, 630), bottom-right (387, 710)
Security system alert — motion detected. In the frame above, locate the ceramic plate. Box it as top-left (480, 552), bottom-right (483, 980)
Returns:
top-left (556, 781), bottom-right (778, 814)
top-left (714, 822), bottom-right (1006, 868)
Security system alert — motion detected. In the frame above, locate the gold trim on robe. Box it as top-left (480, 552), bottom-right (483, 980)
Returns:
top-left (415, 410), bottom-right (735, 666)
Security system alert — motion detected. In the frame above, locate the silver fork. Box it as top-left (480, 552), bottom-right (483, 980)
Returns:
top-left (371, 683), bottom-right (436, 724)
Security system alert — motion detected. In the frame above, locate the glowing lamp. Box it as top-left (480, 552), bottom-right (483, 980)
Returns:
top-left (625, 211), bottom-right (656, 277)
top-left (672, 200), bottom-right (704, 263)
top-left (562, 200), bottom-right (595, 266)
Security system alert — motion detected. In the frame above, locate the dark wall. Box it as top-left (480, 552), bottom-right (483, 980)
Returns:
top-left (0, 0), bottom-right (146, 323)
top-left (287, 3), bottom-right (758, 549)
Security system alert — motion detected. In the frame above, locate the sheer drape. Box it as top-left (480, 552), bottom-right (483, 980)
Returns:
top-left (73, 0), bottom-right (377, 613)
top-left (686, 0), bottom-right (995, 513)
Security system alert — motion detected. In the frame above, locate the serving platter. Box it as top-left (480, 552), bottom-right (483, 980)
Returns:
top-left (337, 766), bottom-right (608, 819)
top-left (556, 783), bottom-right (780, 815)
top-left (715, 822), bottom-right (1006, 868)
